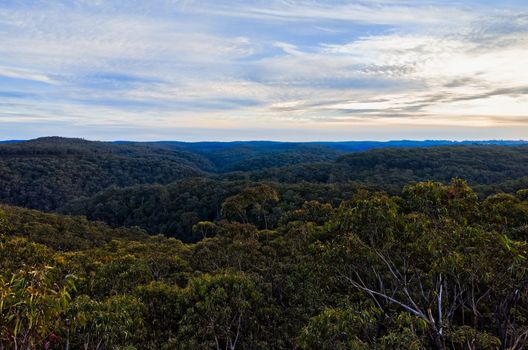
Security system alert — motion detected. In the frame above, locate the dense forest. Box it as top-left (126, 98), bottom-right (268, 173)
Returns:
top-left (2, 138), bottom-right (528, 349)
top-left (2, 138), bottom-right (528, 241)
top-left (0, 138), bottom-right (210, 211)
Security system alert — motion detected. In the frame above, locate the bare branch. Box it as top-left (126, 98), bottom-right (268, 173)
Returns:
top-left (341, 273), bottom-right (428, 320)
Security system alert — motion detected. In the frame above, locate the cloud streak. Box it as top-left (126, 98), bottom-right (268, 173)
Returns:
top-left (0, 0), bottom-right (528, 140)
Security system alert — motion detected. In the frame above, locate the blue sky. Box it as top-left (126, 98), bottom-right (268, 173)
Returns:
top-left (1, 0), bottom-right (528, 141)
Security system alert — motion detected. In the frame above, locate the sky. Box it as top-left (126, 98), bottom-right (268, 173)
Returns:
top-left (1, 0), bottom-right (528, 141)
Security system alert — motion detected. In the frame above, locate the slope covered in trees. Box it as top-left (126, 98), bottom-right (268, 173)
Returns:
top-left (126, 139), bottom-right (528, 173)
top-left (149, 141), bottom-right (343, 172)
top-left (3, 138), bottom-right (528, 216)
top-left (2, 180), bottom-right (528, 349)
top-left (4, 138), bottom-right (528, 242)
top-left (2, 138), bottom-right (528, 348)
top-left (1, 204), bottom-right (148, 251)
top-left (60, 179), bottom-right (361, 241)
top-left (0, 138), bottom-right (348, 211)
top-left (245, 145), bottom-right (528, 189)
top-left (0, 137), bottom-right (211, 210)
top-left (57, 145), bottom-right (528, 241)
top-left (333, 145), bottom-right (528, 185)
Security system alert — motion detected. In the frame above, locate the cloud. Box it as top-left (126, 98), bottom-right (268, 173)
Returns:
top-left (188, 0), bottom-right (476, 26)
top-left (1, 0), bottom-right (528, 140)
top-left (0, 67), bottom-right (57, 84)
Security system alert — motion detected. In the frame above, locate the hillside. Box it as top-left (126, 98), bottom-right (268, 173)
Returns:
top-left (0, 137), bottom-right (211, 210)
top-left (2, 139), bottom-right (528, 348)
top-left (148, 139), bottom-right (528, 172)
top-left (59, 145), bottom-right (528, 241)
top-left (0, 140), bottom-right (521, 241)
top-left (2, 180), bottom-right (528, 349)
top-left (143, 141), bottom-right (343, 172)
top-left (245, 145), bottom-right (528, 189)
top-left (1, 204), bottom-right (148, 251)
top-left (60, 179), bottom-right (361, 241)
top-left (333, 145), bottom-right (528, 185)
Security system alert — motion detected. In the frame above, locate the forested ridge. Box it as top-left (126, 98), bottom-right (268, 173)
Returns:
top-left (60, 179), bottom-right (362, 241)
top-left (2, 138), bottom-right (528, 349)
top-left (0, 137), bottom-right (210, 211)
top-left (64, 143), bottom-right (528, 242)
top-left (242, 146), bottom-right (528, 186)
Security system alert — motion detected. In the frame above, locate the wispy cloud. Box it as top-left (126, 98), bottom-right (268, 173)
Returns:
top-left (0, 0), bottom-right (528, 140)
top-left (0, 67), bottom-right (57, 84)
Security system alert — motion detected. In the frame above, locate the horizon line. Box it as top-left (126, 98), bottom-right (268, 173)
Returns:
top-left (1, 137), bottom-right (528, 144)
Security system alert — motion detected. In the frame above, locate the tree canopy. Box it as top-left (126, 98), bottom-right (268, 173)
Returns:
top-left (2, 139), bottom-right (528, 348)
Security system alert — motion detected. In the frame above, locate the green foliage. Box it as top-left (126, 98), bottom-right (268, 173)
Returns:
top-left (60, 179), bottom-right (360, 241)
top-left (175, 272), bottom-right (273, 349)
top-left (0, 209), bottom-right (11, 237)
top-left (333, 145), bottom-right (528, 189)
top-left (3, 139), bottom-right (528, 349)
top-left (244, 145), bottom-right (528, 191)
top-left (185, 142), bottom-right (341, 173)
top-left (135, 282), bottom-right (182, 348)
top-left (297, 303), bottom-right (380, 350)
top-left (517, 188), bottom-right (528, 201)
top-left (283, 200), bottom-right (334, 225)
top-left (1, 180), bottom-right (526, 349)
top-left (0, 236), bottom-right (54, 272)
top-left (221, 184), bottom-right (279, 228)
top-left (0, 268), bottom-right (75, 349)
top-left (333, 190), bottom-right (399, 245)
top-left (1, 204), bottom-right (148, 251)
top-left (402, 178), bottom-right (478, 222)
top-left (91, 255), bottom-right (152, 298)
top-left (447, 326), bottom-right (501, 350)
top-left (61, 178), bottom-right (247, 241)
top-left (0, 137), bottom-right (209, 211)
top-left (192, 221), bottom-right (218, 240)
top-left (69, 294), bottom-right (146, 349)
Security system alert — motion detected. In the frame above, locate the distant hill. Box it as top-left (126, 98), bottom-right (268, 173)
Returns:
top-left (59, 145), bottom-right (528, 241)
top-left (2, 137), bottom-right (528, 223)
top-left (332, 145), bottom-right (528, 188)
top-left (0, 137), bottom-right (211, 210)
top-left (0, 140), bottom-right (25, 143)
top-left (142, 139), bottom-right (528, 153)
top-left (137, 139), bottom-right (528, 172)
top-left (132, 141), bottom-right (343, 172)
top-left (314, 139), bottom-right (528, 151)
top-left (7, 138), bottom-right (528, 174)
top-left (244, 145), bottom-right (528, 189)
